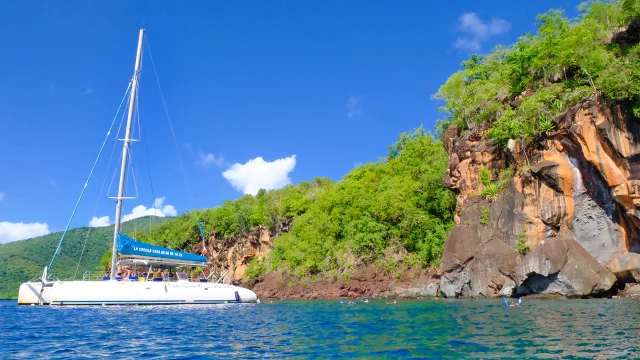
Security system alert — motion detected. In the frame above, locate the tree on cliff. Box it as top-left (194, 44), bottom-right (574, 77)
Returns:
top-left (435, 0), bottom-right (640, 146)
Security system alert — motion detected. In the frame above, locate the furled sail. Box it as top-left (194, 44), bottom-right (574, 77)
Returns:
top-left (117, 233), bottom-right (207, 263)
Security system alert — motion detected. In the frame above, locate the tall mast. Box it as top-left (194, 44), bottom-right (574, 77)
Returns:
top-left (110, 29), bottom-right (145, 279)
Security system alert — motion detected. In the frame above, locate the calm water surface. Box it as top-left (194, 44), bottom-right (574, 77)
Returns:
top-left (1, 298), bottom-right (639, 359)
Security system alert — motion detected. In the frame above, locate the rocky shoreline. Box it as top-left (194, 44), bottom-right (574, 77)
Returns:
top-left (244, 271), bottom-right (640, 300)
top-left (245, 266), bottom-right (440, 300)
top-left (242, 267), bottom-right (640, 300)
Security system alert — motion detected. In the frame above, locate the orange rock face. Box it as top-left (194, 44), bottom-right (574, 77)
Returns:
top-left (194, 218), bottom-right (293, 283)
top-left (443, 96), bottom-right (640, 272)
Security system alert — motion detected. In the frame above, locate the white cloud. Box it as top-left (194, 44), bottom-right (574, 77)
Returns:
top-left (223, 156), bottom-right (296, 195)
top-left (196, 153), bottom-right (224, 167)
top-left (347, 96), bottom-right (363, 119)
top-left (453, 12), bottom-right (510, 52)
top-left (122, 197), bottom-right (177, 222)
top-left (83, 87), bottom-right (94, 95)
top-left (0, 222), bottom-right (50, 244)
top-left (92, 197), bottom-right (178, 226)
top-left (50, 181), bottom-right (57, 187)
top-left (48, 84), bottom-right (57, 95)
top-left (0, 192), bottom-right (5, 201)
top-left (89, 216), bottom-right (110, 227)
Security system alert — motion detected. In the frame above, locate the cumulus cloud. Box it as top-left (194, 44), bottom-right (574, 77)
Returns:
top-left (91, 197), bottom-right (178, 226)
top-left (0, 192), bottom-right (5, 201)
top-left (196, 153), bottom-right (224, 167)
top-left (89, 216), bottom-right (110, 227)
top-left (223, 156), bottom-right (296, 195)
top-left (454, 12), bottom-right (510, 52)
top-left (0, 222), bottom-right (50, 244)
top-left (122, 197), bottom-right (178, 222)
top-left (347, 96), bottom-right (365, 119)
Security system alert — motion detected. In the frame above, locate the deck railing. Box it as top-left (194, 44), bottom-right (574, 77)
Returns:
top-left (80, 270), bottom-right (225, 283)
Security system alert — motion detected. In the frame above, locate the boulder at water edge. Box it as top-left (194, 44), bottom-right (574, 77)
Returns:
top-left (515, 236), bottom-right (617, 297)
top-left (440, 226), bottom-right (519, 298)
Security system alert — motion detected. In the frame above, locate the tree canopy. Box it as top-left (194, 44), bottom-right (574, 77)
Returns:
top-left (132, 127), bottom-right (456, 278)
top-left (265, 127), bottom-right (456, 276)
top-left (435, 0), bottom-right (640, 146)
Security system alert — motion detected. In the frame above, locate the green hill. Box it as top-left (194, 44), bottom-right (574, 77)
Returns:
top-left (136, 126), bottom-right (457, 279)
top-left (0, 216), bottom-right (169, 299)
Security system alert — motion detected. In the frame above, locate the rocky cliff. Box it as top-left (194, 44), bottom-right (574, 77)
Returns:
top-left (196, 95), bottom-right (639, 300)
top-left (191, 218), bottom-right (293, 283)
top-left (193, 218), bottom-right (441, 298)
top-left (440, 96), bottom-right (640, 298)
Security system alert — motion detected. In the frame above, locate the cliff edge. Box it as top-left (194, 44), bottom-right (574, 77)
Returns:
top-left (440, 96), bottom-right (640, 298)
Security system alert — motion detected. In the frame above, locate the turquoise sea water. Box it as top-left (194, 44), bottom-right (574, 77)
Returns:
top-left (1, 298), bottom-right (639, 359)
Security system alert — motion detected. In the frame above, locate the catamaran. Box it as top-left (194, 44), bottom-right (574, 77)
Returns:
top-left (18, 29), bottom-right (257, 305)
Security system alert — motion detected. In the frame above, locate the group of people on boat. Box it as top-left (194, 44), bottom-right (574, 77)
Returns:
top-left (104, 266), bottom-right (208, 282)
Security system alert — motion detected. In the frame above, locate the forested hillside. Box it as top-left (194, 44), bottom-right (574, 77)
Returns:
top-left (136, 127), bottom-right (457, 278)
top-left (0, 216), bottom-right (168, 298)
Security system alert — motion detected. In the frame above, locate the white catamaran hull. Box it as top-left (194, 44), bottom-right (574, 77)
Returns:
top-left (18, 281), bottom-right (257, 305)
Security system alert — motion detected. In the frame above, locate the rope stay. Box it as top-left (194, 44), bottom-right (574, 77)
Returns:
top-left (47, 81), bottom-right (132, 274)
top-left (138, 95), bottom-right (159, 243)
top-left (74, 88), bottom-right (134, 279)
top-left (145, 36), bottom-right (207, 247)
top-left (145, 37), bottom-right (195, 204)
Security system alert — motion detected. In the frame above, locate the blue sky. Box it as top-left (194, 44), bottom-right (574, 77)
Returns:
top-left (0, 0), bottom-right (583, 243)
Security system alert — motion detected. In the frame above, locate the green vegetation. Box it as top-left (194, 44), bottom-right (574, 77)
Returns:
top-left (129, 127), bottom-right (456, 279)
top-left (479, 168), bottom-right (492, 186)
top-left (246, 258), bottom-right (267, 279)
top-left (480, 207), bottom-right (490, 225)
top-left (0, 216), bottom-right (168, 299)
top-left (435, 0), bottom-right (640, 146)
top-left (264, 127), bottom-right (456, 276)
top-left (517, 230), bottom-right (531, 254)
top-left (135, 179), bottom-right (332, 251)
top-left (383, 258), bottom-right (398, 274)
top-left (481, 183), bottom-right (501, 201)
top-left (479, 166), bottom-right (514, 200)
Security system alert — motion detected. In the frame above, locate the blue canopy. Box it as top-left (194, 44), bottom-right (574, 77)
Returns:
top-left (117, 233), bottom-right (207, 263)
